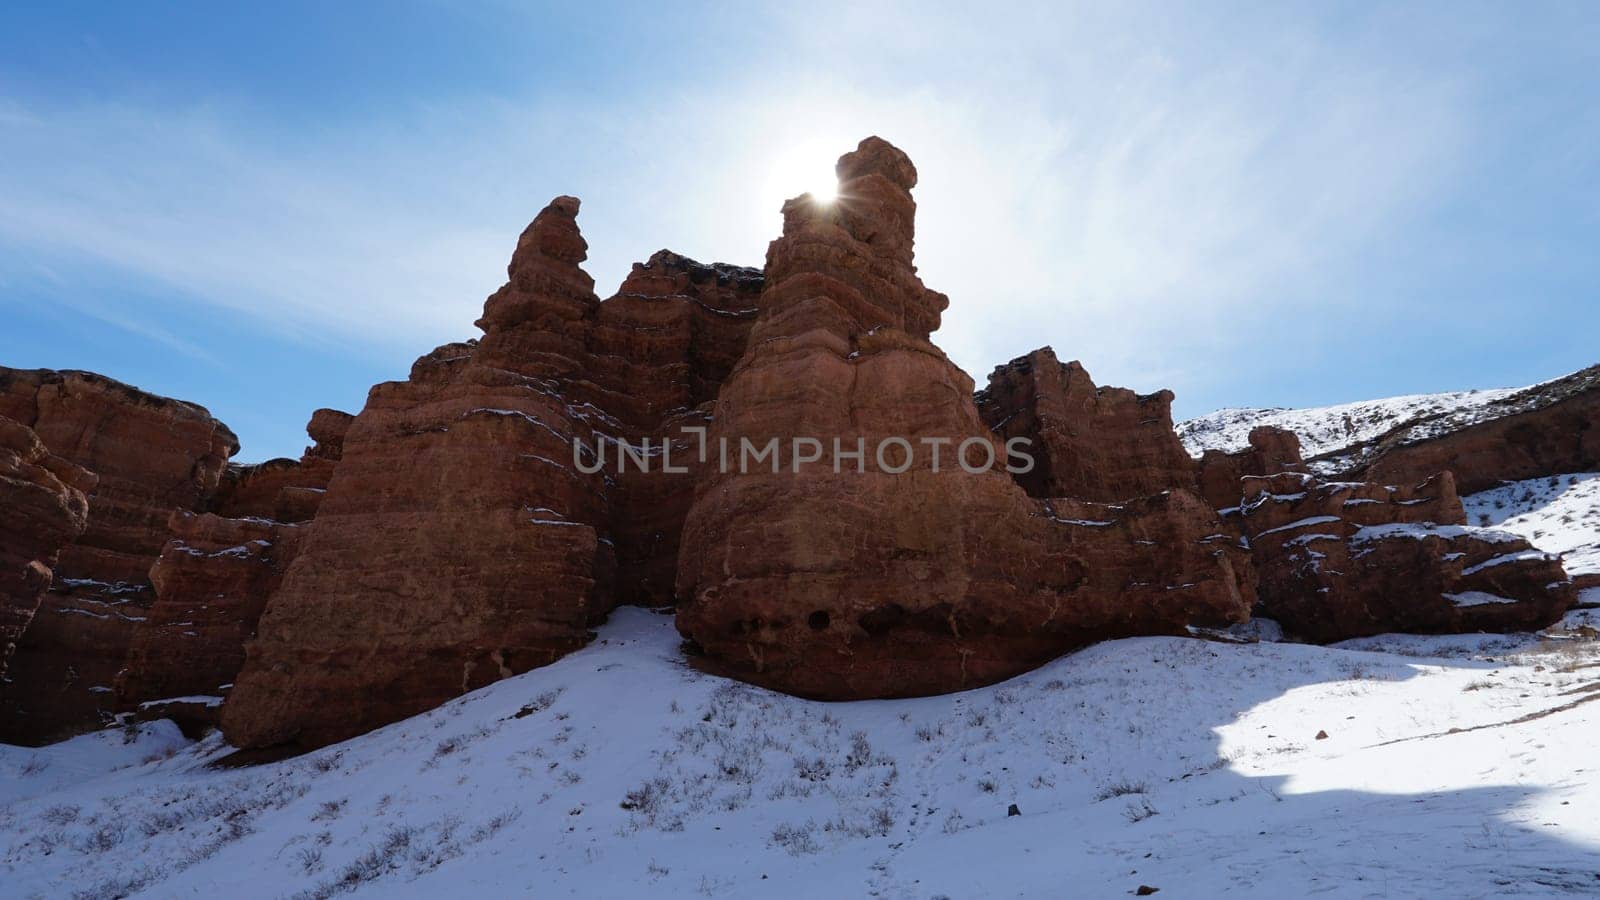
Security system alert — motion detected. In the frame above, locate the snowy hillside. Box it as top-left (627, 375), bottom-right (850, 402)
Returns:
top-left (1464, 473), bottom-right (1600, 587)
top-left (5, 605), bottom-right (1600, 899)
top-left (1177, 365), bottom-right (1600, 479)
top-left (1176, 387), bottom-right (1521, 460)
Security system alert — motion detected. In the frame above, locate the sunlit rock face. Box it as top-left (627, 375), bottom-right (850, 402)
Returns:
top-left (1190, 418), bottom-right (1576, 642)
top-left (219, 199), bottom-right (619, 752)
top-left (674, 137), bottom-right (1252, 701)
top-left (1239, 470), bottom-right (1574, 642)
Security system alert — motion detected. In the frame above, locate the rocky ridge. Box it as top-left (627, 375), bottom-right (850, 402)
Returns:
top-left (1179, 364), bottom-right (1600, 494)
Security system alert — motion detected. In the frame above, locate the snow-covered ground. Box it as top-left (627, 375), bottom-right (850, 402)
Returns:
top-left (8, 424), bottom-right (1600, 898)
top-left (5, 604), bottom-right (1600, 899)
top-left (1464, 473), bottom-right (1600, 586)
top-left (1176, 386), bottom-right (1522, 459)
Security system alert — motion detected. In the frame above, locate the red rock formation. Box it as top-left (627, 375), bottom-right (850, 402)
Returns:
top-left (17, 136), bottom-right (1580, 752)
top-left (109, 408), bottom-right (350, 733)
top-left (1241, 470), bottom-right (1574, 642)
top-left (0, 369), bottom-right (237, 584)
top-left (1195, 426), bottom-right (1307, 510)
top-left (675, 137), bottom-right (1252, 700)
top-left (0, 369), bottom-right (239, 744)
top-left (1316, 364), bottom-right (1600, 493)
top-left (220, 203), bottom-right (763, 751)
top-left (210, 408), bottom-right (351, 523)
top-left (113, 513), bottom-right (302, 735)
top-left (210, 458), bottom-right (301, 519)
top-left (0, 418), bottom-right (92, 677)
top-left (977, 348), bottom-right (1198, 502)
top-left (220, 199), bottom-right (616, 751)
top-left (0, 584), bottom-right (151, 744)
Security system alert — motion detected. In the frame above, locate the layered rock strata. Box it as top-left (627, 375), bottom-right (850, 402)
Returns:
top-left (1240, 470), bottom-right (1574, 641)
top-left (6, 136), bottom-right (1583, 753)
top-left (0, 369), bottom-right (238, 744)
top-left (674, 138), bottom-right (1253, 700)
top-left (114, 513), bottom-right (303, 734)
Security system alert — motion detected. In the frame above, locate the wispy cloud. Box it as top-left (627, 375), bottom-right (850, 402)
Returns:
top-left (0, 1), bottom-right (1499, 412)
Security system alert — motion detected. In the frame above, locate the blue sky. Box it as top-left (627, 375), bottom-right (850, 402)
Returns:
top-left (2, 2), bottom-right (1596, 461)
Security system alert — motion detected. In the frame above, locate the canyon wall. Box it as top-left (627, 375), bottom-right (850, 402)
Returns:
top-left (0, 369), bottom-right (239, 743)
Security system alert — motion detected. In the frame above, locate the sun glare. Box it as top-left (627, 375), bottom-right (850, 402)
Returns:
top-left (764, 141), bottom-right (844, 207)
top-left (806, 177), bottom-right (838, 204)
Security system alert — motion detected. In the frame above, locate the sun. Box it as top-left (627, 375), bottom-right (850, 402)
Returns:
top-left (763, 141), bottom-right (843, 207)
top-left (806, 177), bottom-right (838, 204)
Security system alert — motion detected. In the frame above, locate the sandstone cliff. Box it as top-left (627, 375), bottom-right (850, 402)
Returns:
top-left (1348, 364), bottom-right (1600, 493)
top-left (0, 369), bottom-right (239, 744)
top-left (219, 202), bottom-right (764, 751)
